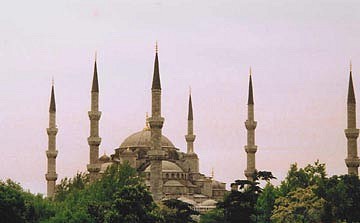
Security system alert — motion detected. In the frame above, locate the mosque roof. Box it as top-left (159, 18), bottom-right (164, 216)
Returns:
top-left (99, 153), bottom-right (110, 162)
top-left (119, 129), bottom-right (175, 148)
top-left (164, 180), bottom-right (185, 187)
top-left (144, 160), bottom-right (184, 173)
top-left (200, 199), bottom-right (218, 207)
top-left (177, 196), bottom-right (197, 206)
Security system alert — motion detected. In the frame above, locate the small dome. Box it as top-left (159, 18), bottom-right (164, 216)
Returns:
top-left (99, 154), bottom-right (110, 162)
top-left (200, 199), bottom-right (217, 207)
top-left (120, 129), bottom-right (175, 148)
top-left (144, 160), bottom-right (184, 173)
top-left (164, 180), bottom-right (184, 187)
top-left (177, 196), bottom-right (197, 206)
top-left (211, 180), bottom-right (225, 189)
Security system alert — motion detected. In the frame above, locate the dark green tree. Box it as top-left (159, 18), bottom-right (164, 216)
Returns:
top-left (161, 199), bottom-right (199, 223)
top-left (319, 174), bottom-right (360, 222)
top-left (199, 208), bottom-right (224, 223)
top-left (218, 171), bottom-right (276, 223)
top-left (256, 183), bottom-right (278, 223)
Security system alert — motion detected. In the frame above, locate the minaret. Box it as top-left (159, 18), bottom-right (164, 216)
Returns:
top-left (345, 61), bottom-right (360, 175)
top-left (186, 90), bottom-right (196, 154)
top-left (147, 43), bottom-right (165, 201)
top-left (244, 68), bottom-right (257, 181)
top-left (87, 54), bottom-right (102, 182)
top-left (45, 81), bottom-right (58, 198)
top-left (184, 90), bottom-right (199, 173)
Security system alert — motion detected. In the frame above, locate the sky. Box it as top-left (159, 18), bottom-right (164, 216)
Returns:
top-left (0, 0), bottom-right (359, 194)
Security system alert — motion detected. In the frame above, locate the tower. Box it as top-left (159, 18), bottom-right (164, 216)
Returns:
top-left (244, 68), bottom-right (257, 181)
top-left (87, 55), bottom-right (102, 182)
top-left (345, 62), bottom-right (360, 175)
top-left (184, 90), bottom-right (199, 173)
top-left (147, 43), bottom-right (165, 201)
top-left (45, 82), bottom-right (58, 198)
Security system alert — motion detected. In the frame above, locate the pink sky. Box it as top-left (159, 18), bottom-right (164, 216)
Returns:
top-left (0, 0), bottom-right (359, 194)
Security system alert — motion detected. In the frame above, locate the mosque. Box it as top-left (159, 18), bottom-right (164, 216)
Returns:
top-left (44, 46), bottom-right (236, 210)
top-left (44, 45), bottom-right (360, 209)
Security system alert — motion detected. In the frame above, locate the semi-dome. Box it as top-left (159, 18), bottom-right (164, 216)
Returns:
top-left (120, 129), bottom-right (175, 148)
top-left (144, 160), bottom-right (184, 173)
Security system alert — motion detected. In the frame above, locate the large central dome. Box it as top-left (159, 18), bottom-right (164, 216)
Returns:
top-left (119, 128), bottom-right (175, 149)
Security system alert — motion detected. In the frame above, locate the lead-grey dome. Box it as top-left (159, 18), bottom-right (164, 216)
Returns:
top-left (120, 129), bottom-right (175, 148)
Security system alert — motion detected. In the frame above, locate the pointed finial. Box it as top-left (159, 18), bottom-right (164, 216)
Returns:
top-left (91, 53), bottom-right (99, 93)
top-left (144, 112), bottom-right (150, 130)
top-left (155, 41), bottom-right (158, 53)
top-left (188, 90), bottom-right (193, 121)
top-left (350, 59), bottom-right (352, 73)
top-left (151, 43), bottom-right (161, 90)
top-left (189, 86), bottom-right (192, 95)
top-left (49, 81), bottom-right (56, 113)
top-left (211, 167), bottom-right (214, 179)
top-left (248, 68), bottom-right (254, 105)
top-left (51, 77), bottom-right (54, 86)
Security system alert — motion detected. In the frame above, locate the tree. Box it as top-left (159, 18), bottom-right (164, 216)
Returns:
top-left (256, 183), bottom-right (278, 223)
top-left (161, 199), bottom-right (199, 223)
top-left (47, 163), bottom-right (163, 223)
top-left (0, 179), bottom-right (55, 223)
top-left (200, 208), bottom-right (224, 223)
top-left (218, 171), bottom-right (276, 223)
top-left (319, 174), bottom-right (360, 222)
top-left (279, 160), bottom-right (326, 196)
top-left (271, 185), bottom-right (325, 223)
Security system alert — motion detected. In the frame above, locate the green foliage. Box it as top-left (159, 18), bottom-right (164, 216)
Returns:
top-left (54, 172), bottom-right (88, 202)
top-left (199, 208), bottom-right (224, 223)
top-left (271, 185), bottom-right (325, 223)
top-left (218, 171), bottom-right (276, 223)
top-left (256, 183), bottom-right (278, 223)
top-left (0, 179), bottom-right (55, 223)
top-left (161, 199), bottom-right (199, 223)
top-left (319, 174), bottom-right (360, 222)
top-left (279, 160), bottom-right (326, 196)
top-left (46, 163), bottom-right (163, 223)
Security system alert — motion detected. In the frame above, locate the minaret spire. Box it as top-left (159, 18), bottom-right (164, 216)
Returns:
top-left (184, 88), bottom-right (199, 174)
top-left (87, 53), bottom-right (102, 182)
top-left (244, 67), bottom-right (258, 181)
top-left (152, 42), bottom-right (161, 90)
top-left (186, 89), bottom-right (196, 153)
top-left (45, 81), bottom-right (58, 198)
top-left (345, 62), bottom-right (360, 175)
top-left (148, 43), bottom-right (165, 201)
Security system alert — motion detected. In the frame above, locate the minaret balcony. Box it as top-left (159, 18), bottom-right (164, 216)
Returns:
top-left (148, 117), bottom-right (164, 128)
top-left (345, 129), bottom-right (359, 138)
top-left (185, 134), bottom-right (196, 142)
top-left (245, 120), bottom-right (257, 130)
top-left (245, 145), bottom-right (257, 153)
top-left (45, 172), bottom-right (58, 181)
top-left (345, 157), bottom-right (360, 167)
top-left (88, 137), bottom-right (101, 146)
top-left (46, 150), bottom-right (58, 158)
top-left (46, 128), bottom-right (58, 135)
top-left (88, 111), bottom-right (101, 120)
